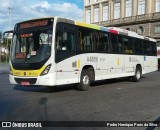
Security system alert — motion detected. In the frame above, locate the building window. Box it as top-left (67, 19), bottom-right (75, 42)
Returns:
top-left (102, 5), bottom-right (109, 21)
top-left (126, 0), bottom-right (132, 17)
top-left (86, 9), bottom-right (91, 23)
top-left (94, 0), bottom-right (99, 3)
top-left (94, 7), bottom-right (99, 23)
top-left (156, 0), bottom-right (160, 12)
top-left (114, 2), bottom-right (120, 19)
top-left (138, 0), bottom-right (146, 15)
top-left (155, 25), bottom-right (160, 33)
top-left (86, 0), bottom-right (90, 5)
top-left (137, 26), bottom-right (144, 34)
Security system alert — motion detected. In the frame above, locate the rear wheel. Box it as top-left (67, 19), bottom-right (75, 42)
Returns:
top-left (77, 70), bottom-right (91, 91)
top-left (132, 66), bottom-right (142, 82)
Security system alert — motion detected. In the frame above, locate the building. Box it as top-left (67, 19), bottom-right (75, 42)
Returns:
top-left (84, 0), bottom-right (160, 46)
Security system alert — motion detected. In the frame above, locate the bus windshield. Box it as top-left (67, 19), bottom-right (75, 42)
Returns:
top-left (11, 19), bottom-right (53, 64)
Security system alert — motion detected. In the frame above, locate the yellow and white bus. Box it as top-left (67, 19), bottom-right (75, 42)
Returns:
top-left (9, 17), bottom-right (158, 90)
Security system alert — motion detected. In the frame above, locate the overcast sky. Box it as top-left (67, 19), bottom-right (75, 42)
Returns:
top-left (0, 0), bottom-right (84, 32)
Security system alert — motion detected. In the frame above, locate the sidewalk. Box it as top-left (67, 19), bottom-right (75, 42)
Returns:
top-left (0, 64), bottom-right (9, 74)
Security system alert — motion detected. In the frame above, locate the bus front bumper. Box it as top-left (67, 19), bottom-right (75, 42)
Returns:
top-left (9, 73), bottom-right (56, 86)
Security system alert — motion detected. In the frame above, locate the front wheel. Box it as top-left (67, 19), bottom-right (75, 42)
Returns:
top-left (132, 67), bottom-right (142, 82)
top-left (77, 70), bottom-right (91, 91)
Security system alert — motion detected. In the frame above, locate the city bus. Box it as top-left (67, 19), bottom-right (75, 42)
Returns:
top-left (9, 17), bottom-right (158, 91)
top-left (157, 47), bottom-right (160, 69)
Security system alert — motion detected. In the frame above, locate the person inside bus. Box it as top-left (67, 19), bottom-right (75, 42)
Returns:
top-left (35, 34), bottom-right (51, 61)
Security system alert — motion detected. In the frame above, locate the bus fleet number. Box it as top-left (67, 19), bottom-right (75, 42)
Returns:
top-left (87, 56), bottom-right (98, 62)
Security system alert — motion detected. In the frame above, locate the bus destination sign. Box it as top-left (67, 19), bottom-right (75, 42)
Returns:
top-left (19, 20), bottom-right (48, 29)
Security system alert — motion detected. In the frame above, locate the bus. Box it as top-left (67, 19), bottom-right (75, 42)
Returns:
top-left (157, 47), bottom-right (160, 69)
top-left (9, 17), bottom-right (158, 91)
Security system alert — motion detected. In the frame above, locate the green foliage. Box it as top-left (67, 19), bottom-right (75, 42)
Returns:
top-left (0, 31), bottom-right (2, 39)
top-left (0, 38), bottom-right (11, 51)
top-left (1, 54), bottom-right (9, 62)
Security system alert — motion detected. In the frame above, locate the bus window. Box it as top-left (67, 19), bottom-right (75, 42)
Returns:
top-left (56, 31), bottom-right (63, 50)
top-left (143, 40), bottom-right (151, 55)
top-left (94, 31), bottom-right (99, 51)
top-left (134, 38), bottom-right (143, 55)
top-left (110, 34), bottom-right (123, 54)
top-left (78, 27), bottom-right (94, 52)
top-left (123, 36), bottom-right (134, 54)
top-left (97, 32), bottom-right (109, 52)
top-left (56, 30), bottom-right (75, 51)
top-left (65, 32), bottom-right (75, 51)
top-left (110, 34), bottom-right (118, 53)
top-left (150, 41), bottom-right (157, 56)
top-left (117, 36), bottom-right (123, 53)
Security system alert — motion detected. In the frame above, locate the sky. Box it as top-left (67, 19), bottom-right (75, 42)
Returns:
top-left (0, 0), bottom-right (84, 32)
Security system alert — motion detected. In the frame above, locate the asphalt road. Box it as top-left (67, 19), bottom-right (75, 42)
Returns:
top-left (0, 72), bottom-right (160, 130)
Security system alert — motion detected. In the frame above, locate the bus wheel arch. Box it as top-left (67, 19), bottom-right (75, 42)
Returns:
top-left (132, 64), bottom-right (142, 82)
top-left (77, 65), bottom-right (95, 91)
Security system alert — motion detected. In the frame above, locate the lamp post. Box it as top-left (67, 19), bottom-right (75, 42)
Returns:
top-left (6, 7), bottom-right (13, 65)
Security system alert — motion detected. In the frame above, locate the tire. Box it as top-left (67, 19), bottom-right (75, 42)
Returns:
top-left (77, 70), bottom-right (91, 91)
top-left (132, 66), bottom-right (142, 82)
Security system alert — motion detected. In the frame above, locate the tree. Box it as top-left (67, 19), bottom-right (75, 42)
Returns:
top-left (0, 31), bottom-right (2, 40)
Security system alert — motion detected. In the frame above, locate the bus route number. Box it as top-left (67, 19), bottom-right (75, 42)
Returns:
top-left (87, 56), bottom-right (98, 62)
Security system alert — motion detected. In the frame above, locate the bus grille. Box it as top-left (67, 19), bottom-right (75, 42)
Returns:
top-left (14, 78), bottom-right (37, 84)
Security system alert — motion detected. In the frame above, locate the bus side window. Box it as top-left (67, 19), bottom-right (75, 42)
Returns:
top-left (78, 31), bottom-right (83, 51)
top-left (150, 41), bottom-right (157, 56)
top-left (56, 23), bottom-right (75, 51)
top-left (117, 36), bottom-right (123, 53)
top-left (123, 36), bottom-right (134, 54)
top-left (65, 32), bottom-right (75, 51)
top-left (110, 34), bottom-right (118, 53)
top-left (78, 27), bottom-right (94, 52)
top-left (98, 32), bottom-right (109, 52)
top-left (56, 31), bottom-right (63, 50)
top-left (95, 31), bottom-right (100, 51)
top-left (134, 38), bottom-right (143, 55)
top-left (143, 40), bottom-right (151, 55)
top-left (78, 27), bottom-right (86, 51)
top-left (85, 29), bottom-right (94, 51)
top-left (110, 34), bottom-right (123, 54)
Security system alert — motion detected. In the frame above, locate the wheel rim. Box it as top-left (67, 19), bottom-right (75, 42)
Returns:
top-left (82, 75), bottom-right (89, 85)
top-left (136, 70), bottom-right (141, 79)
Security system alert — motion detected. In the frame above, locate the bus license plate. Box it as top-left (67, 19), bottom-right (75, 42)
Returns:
top-left (21, 81), bottom-right (30, 86)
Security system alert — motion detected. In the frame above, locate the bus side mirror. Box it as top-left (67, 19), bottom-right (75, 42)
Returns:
top-left (62, 32), bottom-right (67, 41)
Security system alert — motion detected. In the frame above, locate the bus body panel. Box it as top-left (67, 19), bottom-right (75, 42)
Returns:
top-left (56, 53), bottom-right (97, 85)
top-left (55, 53), bottom-right (157, 85)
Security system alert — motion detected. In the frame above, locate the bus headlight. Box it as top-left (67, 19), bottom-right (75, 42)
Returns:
top-left (40, 64), bottom-right (52, 76)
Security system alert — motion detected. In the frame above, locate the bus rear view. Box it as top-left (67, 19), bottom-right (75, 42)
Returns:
top-left (10, 18), bottom-right (55, 86)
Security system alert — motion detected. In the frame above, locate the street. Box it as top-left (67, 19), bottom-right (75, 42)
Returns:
top-left (0, 71), bottom-right (160, 130)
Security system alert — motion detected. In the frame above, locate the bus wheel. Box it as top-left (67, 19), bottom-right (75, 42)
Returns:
top-left (132, 66), bottom-right (141, 82)
top-left (77, 70), bottom-right (91, 91)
